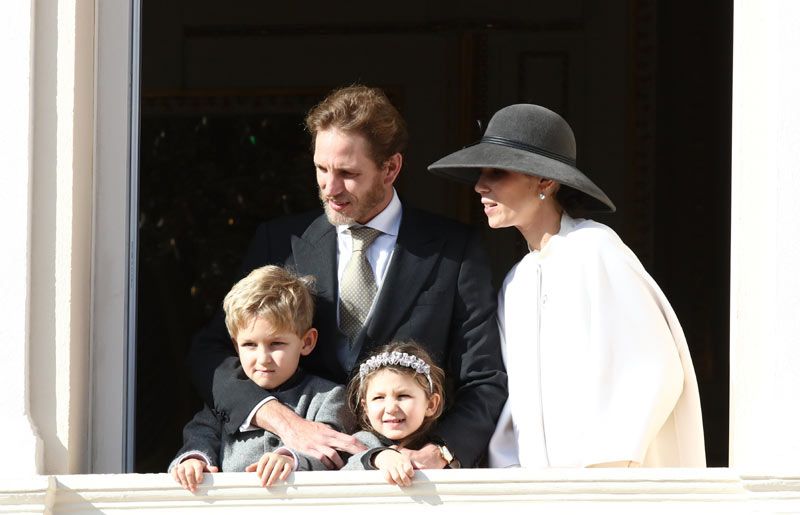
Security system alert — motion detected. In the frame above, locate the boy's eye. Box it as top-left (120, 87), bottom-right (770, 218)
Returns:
top-left (240, 342), bottom-right (256, 348)
top-left (370, 395), bottom-right (384, 401)
top-left (271, 341), bottom-right (286, 347)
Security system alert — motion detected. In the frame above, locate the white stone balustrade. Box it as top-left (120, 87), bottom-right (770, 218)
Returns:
top-left (3, 469), bottom-right (800, 513)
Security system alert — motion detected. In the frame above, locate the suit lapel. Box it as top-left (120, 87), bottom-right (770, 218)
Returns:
top-left (291, 215), bottom-right (343, 374)
top-left (291, 215), bottom-right (337, 300)
top-left (361, 208), bottom-right (444, 356)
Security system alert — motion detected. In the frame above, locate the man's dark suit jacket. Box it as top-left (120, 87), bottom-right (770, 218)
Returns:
top-left (189, 206), bottom-right (508, 467)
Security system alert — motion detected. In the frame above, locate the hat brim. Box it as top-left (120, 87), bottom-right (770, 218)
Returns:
top-left (428, 142), bottom-right (616, 213)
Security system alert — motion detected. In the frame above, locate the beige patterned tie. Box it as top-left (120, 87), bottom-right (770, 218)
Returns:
top-left (339, 226), bottom-right (382, 341)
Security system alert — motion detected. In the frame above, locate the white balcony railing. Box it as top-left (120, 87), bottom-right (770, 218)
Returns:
top-left (3, 468), bottom-right (800, 513)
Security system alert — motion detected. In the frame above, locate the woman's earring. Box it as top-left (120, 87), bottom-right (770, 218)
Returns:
top-left (538, 192), bottom-right (546, 201)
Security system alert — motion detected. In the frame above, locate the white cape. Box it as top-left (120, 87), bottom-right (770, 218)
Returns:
top-left (488, 214), bottom-right (705, 468)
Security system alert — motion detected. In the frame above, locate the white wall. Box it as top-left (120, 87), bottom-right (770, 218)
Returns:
top-left (30, 0), bottom-right (95, 475)
top-left (730, 0), bottom-right (800, 469)
top-left (0, 0), bottom-right (43, 476)
top-left (0, 0), bottom-right (95, 476)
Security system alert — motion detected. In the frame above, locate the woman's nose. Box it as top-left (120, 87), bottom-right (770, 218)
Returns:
top-left (474, 172), bottom-right (489, 194)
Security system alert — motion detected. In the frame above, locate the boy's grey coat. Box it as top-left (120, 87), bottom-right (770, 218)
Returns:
top-left (169, 372), bottom-right (352, 472)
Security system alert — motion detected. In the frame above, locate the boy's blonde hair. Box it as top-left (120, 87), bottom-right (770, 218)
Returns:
top-left (223, 265), bottom-right (315, 341)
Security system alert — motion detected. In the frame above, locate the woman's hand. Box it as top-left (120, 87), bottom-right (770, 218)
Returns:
top-left (245, 452), bottom-right (295, 487)
top-left (373, 449), bottom-right (415, 486)
top-left (171, 458), bottom-right (219, 492)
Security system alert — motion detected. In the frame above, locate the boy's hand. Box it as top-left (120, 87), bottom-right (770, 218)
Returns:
top-left (374, 449), bottom-right (415, 486)
top-left (171, 458), bottom-right (219, 492)
top-left (245, 452), bottom-right (295, 487)
top-left (255, 401), bottom-right (366, 469)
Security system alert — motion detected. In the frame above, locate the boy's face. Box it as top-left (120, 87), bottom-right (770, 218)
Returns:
top-left (235, 317), bottom-right (317, 390)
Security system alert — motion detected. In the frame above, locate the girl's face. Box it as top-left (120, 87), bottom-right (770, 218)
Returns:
top-left (363, 369), bottom-right (440, 442)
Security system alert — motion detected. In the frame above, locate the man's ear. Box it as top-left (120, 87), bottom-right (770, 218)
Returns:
top-left (425, 392), bottom-right (442, 417)
top-left (300, 328), bottom-right (318, 356)
top-left (382, 153), bottom-right (403, 186)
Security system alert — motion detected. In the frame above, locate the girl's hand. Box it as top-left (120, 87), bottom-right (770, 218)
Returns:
top-left (171, 458), bottom-right (219, 492)
top-left (374, 449), bottom-right (415, 486)
top-left (245, 452), bottom-right (295, 487)
top-left (398, 443), bottom-right (448, 469)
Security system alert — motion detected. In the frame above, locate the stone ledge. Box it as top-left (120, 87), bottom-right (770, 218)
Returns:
top-left (2, 468), bottom-right (799, 513)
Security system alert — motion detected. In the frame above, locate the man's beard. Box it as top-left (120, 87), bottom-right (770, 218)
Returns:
top-left (320, 182), bottom-right (387, 226)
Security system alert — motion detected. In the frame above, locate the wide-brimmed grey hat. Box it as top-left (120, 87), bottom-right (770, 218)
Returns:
top-left (428, 104), bottom-right (615, 212)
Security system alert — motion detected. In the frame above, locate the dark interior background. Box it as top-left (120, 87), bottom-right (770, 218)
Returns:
top-left (137, 0), bottom-right (732, 471)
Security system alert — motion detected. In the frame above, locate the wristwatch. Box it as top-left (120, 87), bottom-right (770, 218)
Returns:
top-left (438, 444), bottom-right (460, 468)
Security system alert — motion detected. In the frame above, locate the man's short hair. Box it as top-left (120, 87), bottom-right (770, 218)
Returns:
top-left (223, 265), bottom-right (315, 340)
top-left (305, 85), bottom-right (408, 166)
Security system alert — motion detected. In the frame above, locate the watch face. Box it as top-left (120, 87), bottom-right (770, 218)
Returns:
top-left (439, 445), bottom-right (461, 468)
top-left (440, 445), bottom-right (454, 463)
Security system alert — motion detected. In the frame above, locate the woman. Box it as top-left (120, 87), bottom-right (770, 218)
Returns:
top-left (428, 104), bottom-right (705, 468)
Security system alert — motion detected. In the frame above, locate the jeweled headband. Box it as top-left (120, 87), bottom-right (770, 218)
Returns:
top-left (359, 351), bottom-right (433, 393)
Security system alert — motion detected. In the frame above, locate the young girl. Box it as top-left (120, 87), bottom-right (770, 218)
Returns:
top-left (343, 341), bottom-right (446, 486)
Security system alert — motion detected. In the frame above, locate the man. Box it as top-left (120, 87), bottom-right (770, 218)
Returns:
top-left (189, 85), bottom-right (507, 469)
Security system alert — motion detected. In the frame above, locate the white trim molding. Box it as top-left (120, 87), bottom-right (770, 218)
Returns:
top-left (91, 0), bottom-right (135, 473)
top-left (2, 470), bottom-right (800, 513)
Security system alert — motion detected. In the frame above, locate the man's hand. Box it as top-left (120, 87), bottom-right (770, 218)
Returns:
top-left (255, 400), bottom-right (366, 469)
top-left (398, 443), bottom-right (447, 469)
top-left (171, 458), bottom-right (219, 493)
top-left (373, 449), bottom-right (415, 486)
top-left (245, 452), bottom-right (295, 487)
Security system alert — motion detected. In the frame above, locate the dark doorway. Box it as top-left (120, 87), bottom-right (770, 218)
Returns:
top-left (136, 0), bottom-right (731, 471)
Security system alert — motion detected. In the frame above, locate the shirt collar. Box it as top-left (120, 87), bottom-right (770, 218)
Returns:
top-left (335, 188), bottom-right (402, 236)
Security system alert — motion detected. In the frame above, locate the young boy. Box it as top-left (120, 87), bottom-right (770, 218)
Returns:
top-left (169, 265), bottom-right (352, 491)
